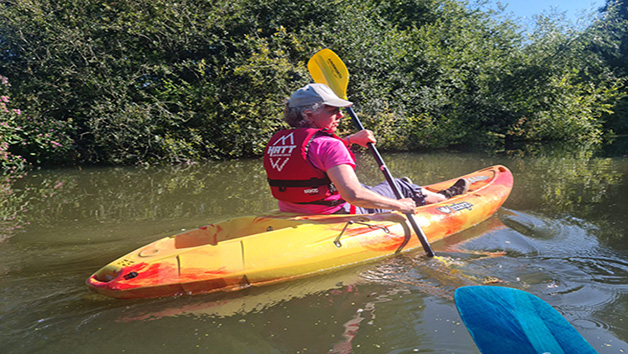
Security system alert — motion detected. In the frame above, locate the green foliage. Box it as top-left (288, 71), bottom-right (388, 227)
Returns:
top-left (0, 76), bottom-right (76, 174)
top-left (1, 77), bottom-right (28, 175)
top-left (597, 0), bottom-right (628, 74)
top-left (0, 0), bottom-right (627, 167)
top-left (592, 0), bottom-right (628, 133)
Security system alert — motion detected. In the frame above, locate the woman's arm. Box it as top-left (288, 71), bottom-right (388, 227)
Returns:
top-left (342, 130), bottom-right (376, 147)
top-left (326, 164), bottom-right (416, 213)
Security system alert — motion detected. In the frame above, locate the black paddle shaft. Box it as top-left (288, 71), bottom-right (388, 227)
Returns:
top-left (345, 106), bottom-right (436, 257)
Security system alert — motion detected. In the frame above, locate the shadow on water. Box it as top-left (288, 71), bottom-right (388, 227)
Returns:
top-left (1, 139), bottom-right (628, 353)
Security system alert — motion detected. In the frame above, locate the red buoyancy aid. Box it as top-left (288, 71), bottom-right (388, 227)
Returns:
top-left (263, 128), bottom-right (352, 204)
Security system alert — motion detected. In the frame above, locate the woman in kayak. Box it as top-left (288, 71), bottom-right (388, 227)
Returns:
top-left (263, 83), bottom-right (468, 215)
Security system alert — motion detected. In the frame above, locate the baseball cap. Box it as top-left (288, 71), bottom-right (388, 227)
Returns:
top-left (288, 83), bottom-right (353, 108)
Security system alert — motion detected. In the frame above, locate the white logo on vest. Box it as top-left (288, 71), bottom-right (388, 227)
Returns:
top-left (267, 132), bottom-right (297, 172)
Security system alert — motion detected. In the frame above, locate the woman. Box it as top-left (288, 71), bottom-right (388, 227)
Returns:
top-left (263, 83), bottom-right (468, 215)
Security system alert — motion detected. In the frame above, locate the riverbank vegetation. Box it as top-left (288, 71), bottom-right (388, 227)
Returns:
top-left (1, 0), bottom-right (627, 173)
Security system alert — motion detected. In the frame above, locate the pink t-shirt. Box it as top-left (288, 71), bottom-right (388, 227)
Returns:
top-left (277, 135), bottom-right (355, 214)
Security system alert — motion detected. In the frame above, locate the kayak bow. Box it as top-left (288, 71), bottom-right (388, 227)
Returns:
top-left (86, 165), bottom-right (513, 299)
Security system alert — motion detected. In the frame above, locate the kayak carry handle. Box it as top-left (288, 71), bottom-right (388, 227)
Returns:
top-left (334, 220), bottom-right (390, 248)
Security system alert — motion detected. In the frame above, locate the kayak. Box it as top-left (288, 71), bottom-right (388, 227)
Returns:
top-left (86, 165), bottom-right (513, 299)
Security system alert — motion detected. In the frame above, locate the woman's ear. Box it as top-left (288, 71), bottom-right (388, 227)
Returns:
top-left (302, 109), bottom-right (314, 122)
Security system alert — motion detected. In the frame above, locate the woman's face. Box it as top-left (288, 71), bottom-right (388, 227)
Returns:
top-left (306, 105), bottom-right (344, 132)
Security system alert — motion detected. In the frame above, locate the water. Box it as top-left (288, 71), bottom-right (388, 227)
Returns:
top-left (1, 142), bottom-right (627, 353)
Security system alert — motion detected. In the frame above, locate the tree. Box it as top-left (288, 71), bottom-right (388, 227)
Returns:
top-left (591, 0), bottom-right (628, 133)
top-left (0, 0), bottom-right (625, 167)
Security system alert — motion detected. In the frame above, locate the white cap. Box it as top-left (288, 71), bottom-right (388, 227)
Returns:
top-left (288, 83), bottom-right (353, 108)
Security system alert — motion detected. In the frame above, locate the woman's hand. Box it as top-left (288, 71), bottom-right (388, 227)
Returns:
top-left (396, 198), bottom-right (417, 214)
top-left (346, 130), bottom-right (376, 147)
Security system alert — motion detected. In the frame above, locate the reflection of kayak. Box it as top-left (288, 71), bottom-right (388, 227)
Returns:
top-left (120, 266), bottom-right (366, 320)
top-left (86, 165), bottom-right (513, 299)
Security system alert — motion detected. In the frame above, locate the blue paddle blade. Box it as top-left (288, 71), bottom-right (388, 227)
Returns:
top-left (455, 286), bottom-right (598, 354)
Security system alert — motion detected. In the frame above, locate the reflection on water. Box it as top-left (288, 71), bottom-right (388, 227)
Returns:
top-left (2, 160), bottom-right (277, 236)
top-left (1, 141), bottom-right (628, 353)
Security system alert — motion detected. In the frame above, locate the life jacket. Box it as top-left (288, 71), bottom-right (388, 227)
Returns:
top-left (263, 128), bottom-right (353, 205)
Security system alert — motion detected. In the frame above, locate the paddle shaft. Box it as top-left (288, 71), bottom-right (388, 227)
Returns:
top-left (306, 48), bottom-right (435, 257)
top-left (345, 106), bottom-right (435, 257)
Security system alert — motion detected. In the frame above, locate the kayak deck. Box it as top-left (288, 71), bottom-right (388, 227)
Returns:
top-left (86, 165), bottom-right (513, 299)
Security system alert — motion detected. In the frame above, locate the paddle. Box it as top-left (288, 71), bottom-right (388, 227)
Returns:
top-left (307, 49), bottom-right (435, 257)
top-left (455, 286), bottom-right (598, 354)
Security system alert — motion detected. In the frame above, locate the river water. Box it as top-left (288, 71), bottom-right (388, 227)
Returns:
top-left (1, 141), bottom-right (627, 353)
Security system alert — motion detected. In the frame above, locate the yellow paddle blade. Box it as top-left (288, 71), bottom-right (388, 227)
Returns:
top-left (307, 49), bottom-right (350, 100)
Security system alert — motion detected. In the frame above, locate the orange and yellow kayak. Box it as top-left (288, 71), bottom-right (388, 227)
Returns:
top-left (86, 165), bottom-right (513, 299)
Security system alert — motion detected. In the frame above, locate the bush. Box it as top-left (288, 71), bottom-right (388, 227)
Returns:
top-left (1, 76), bottom-right (76, 174)
top-left (0, 0), bottom-right (626, 166)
